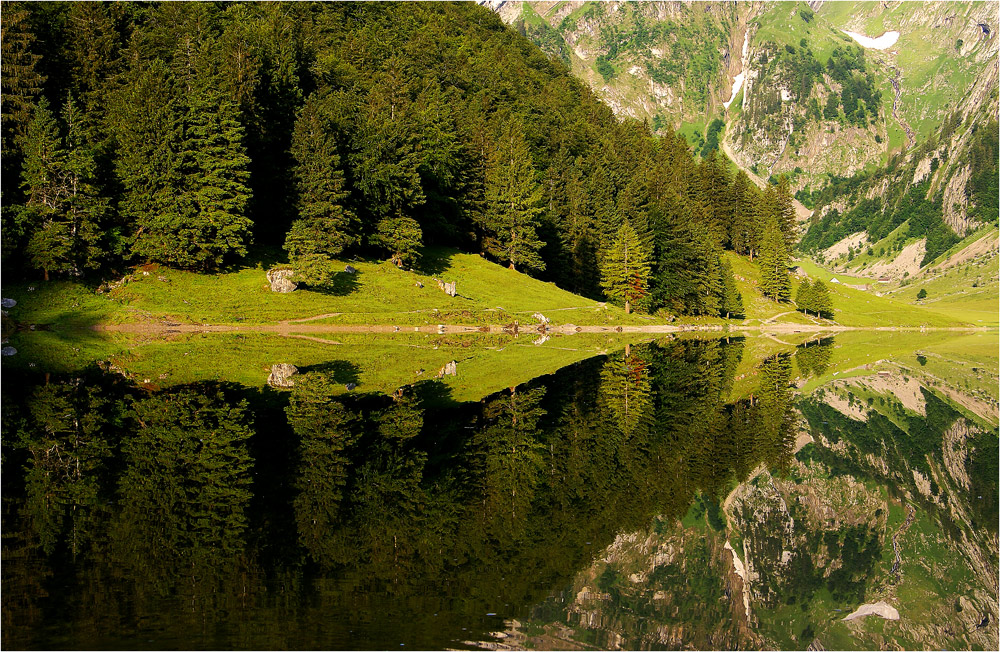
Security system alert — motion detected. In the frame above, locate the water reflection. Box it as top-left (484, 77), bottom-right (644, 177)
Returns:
top-left (2, 335), bottom-right (997, 651)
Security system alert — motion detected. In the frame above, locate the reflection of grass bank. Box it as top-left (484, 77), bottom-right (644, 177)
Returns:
top-left (95, 331), bottom-right (654, 404)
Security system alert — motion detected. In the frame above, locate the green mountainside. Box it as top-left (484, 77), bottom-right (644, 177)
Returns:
top-left (490, 0), bottom-right (998, 327)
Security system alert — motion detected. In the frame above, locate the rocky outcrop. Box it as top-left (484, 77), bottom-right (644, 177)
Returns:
top-left (267, 363), bottom-right (298, 388)
top-left (267, 269), bottom-right (297, 293)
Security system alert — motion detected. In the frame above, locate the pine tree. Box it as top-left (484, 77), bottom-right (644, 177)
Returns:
top-left (483, 119), bottom-right (546, 272)
top-left (795, 277), bottom-right (815, 315)
top-left (719, 257), bottom-right (744, 319)
top-left (285, 94), bottom-right (356, 285)
top-left (373, 213), bottom-right (423, 268)
top-left (601, 220), bottom-right (651, 314)
top-left (1, 6), bottom-right (45, 159)
top-left (775, 175), bottom-right (797, 248)
top-left (730, 171), bottom-right (764, 259)
top-left (21, 97), bottom-right (104, 279)
top-left (758, 217), bottom-right (792, 302)
top-left (811, 279), bottom-right (834, 318)
top-left (59, 96), bottom-right (107, 273)
top-left (130, 78), bottom-right (253, 269)
top-left (650, 195), bottom-right (722, 316)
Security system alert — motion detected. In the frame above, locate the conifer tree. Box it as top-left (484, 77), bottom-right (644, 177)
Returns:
top-left (719, 257), bottom-right (744, 319)
top-left (483, 119), bottom-right (546, 272)
top-left (758, 217), bottom-right (792, 302)
top-left (730, 171), bottom-right (764, 260)
top-left (131, 80), bottom-right (253, 269)
top-left (650, 195), bottom-right (722, 316)
top-left (601, 220), bottom-right (651, 314)
top-left (285, 94), bottom-right (356, 285)
top-left (1, 6), bottom-right (45, 159)
top-left (775, 176), bottom-right (797, 248)
top-left (795, 277), bottom-right (815, 315)
top-left (21, 97), bottom-right (105, 279)
top-left (373, 213), bottom-right (423, 268)
top-left (811, 279), bottom-right (834, 318)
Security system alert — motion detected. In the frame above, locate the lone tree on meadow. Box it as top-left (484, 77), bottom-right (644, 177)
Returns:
top-left (601, 220), bottom-right (651, 314)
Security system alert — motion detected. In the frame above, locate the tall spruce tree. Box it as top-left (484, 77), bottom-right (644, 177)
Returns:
top-left (21, 97), bottom-right (105, 279)
top-left (795, 277), bottom-right (815, 315)
top-left (131, 80), bottom-right (253, 269)
top-left (601, 220), bottom-right (651, 314)
top-left (758, 216), bottom-right (792, 302)
top-left (719, 257), bottom-right (744, 319)
top-left (811, 279), bottom-right (834, 318)
top-left (483, 119), bottom-right (546, 272)
top-left (775, 176), bottom-right (797, 248)
top-left (285, 93), bottom-right (356, 285)
top-left (1, 5), bottom-right (45, 166)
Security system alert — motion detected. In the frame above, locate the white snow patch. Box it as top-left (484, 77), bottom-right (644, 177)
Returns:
top-left (724, 33), bottom-right (751, 110)
top-left (842, 29), bottom-right (900, 50)
top-left (843, 601), bottom-right (900, 621)
top-left (724, 72), bottom-right (746, 109)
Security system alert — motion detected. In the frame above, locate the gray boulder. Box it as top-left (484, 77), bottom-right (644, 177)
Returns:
top-left (267, 363), bottom-right (298, 388)
top-left (266, 268), bottom-right (297, 293)
top-left (1, 298), bottom-right (16, 308)
top-left (1, 346), bottom-right (17, 356)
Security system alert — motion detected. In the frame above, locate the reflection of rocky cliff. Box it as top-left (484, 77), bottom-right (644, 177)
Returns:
top-left (489, 364), bottom-right (997, 651)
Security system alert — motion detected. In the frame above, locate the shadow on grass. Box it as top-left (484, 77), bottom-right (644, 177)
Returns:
top-left (414, 247), bottom-right (457, 277)
top-left (304, 269), bottom-right (362, 297)
top-left (298, 360), bottom-right (361, 387)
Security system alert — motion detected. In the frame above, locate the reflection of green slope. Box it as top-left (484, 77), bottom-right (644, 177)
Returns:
top-left (103, 332), bottom-right (654, 404)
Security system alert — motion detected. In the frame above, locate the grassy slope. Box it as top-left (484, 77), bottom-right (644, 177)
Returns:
top-left (5, 249), bottom-right (646, 329)
top-left (808, 226), bottom-right (1000, 327)
top-left (727, 252), bottom-right (969, 328)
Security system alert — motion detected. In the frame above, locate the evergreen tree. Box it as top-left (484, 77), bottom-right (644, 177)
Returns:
top-left (374, 213), bottom-right (423, 268)
top-left (21, 99), bottom-right (66, 279)
top-left (730, 171), bottom-right (764, 260)
top-left (775, 175), bottom-right (797, 248)
top-left (21, 97), bottom-right (105, 279)
top-left (650, 195), bottom-right (722, 316)
top-left (811, 279), bottom-right (834, 318)
top-left (601, 220), bottom-right (651, 314)
top-left (758, 217), bottom-right (792, 302)
top-left (719, 258), bottom-right (744, 319)
top-left (1, 5), bottom-right (45, 163)
top-left (483, 119), bottom-right (546, 272)
top-left (796, 277), bottom-right (816, 315)
top-left (285, 93), bottom-right (356, 285)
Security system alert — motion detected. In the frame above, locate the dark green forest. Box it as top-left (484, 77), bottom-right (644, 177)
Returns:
top-left (1, 1), bottom-right (797, 317)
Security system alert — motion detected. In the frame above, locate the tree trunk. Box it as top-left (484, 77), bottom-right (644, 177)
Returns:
top-left (625, 300), bottom-right (631, 314)
top-left (44, 268), bottom-right (49, 282)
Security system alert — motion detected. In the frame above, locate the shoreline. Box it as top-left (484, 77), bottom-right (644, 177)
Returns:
top-left (90, 321), bottom-right (995, 336)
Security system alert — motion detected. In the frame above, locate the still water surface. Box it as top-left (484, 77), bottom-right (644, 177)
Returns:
top-left (2, 334), bottom-right (997, 650)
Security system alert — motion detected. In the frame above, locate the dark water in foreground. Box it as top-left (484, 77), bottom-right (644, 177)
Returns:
top-left (2, 336), bottom-right (997, 650)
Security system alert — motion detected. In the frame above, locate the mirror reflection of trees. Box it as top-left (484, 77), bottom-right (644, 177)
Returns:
top-left (2, 338), bottom-right (801, 650)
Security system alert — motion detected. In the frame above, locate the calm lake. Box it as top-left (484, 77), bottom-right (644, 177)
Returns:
top-left (2, 331), bottom-right (997, 650)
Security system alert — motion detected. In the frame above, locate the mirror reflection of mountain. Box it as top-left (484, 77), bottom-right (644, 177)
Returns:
top-left (488, 337), bottom-right (998, 651)
top-left (2, 334), bottom-right (996, 651)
